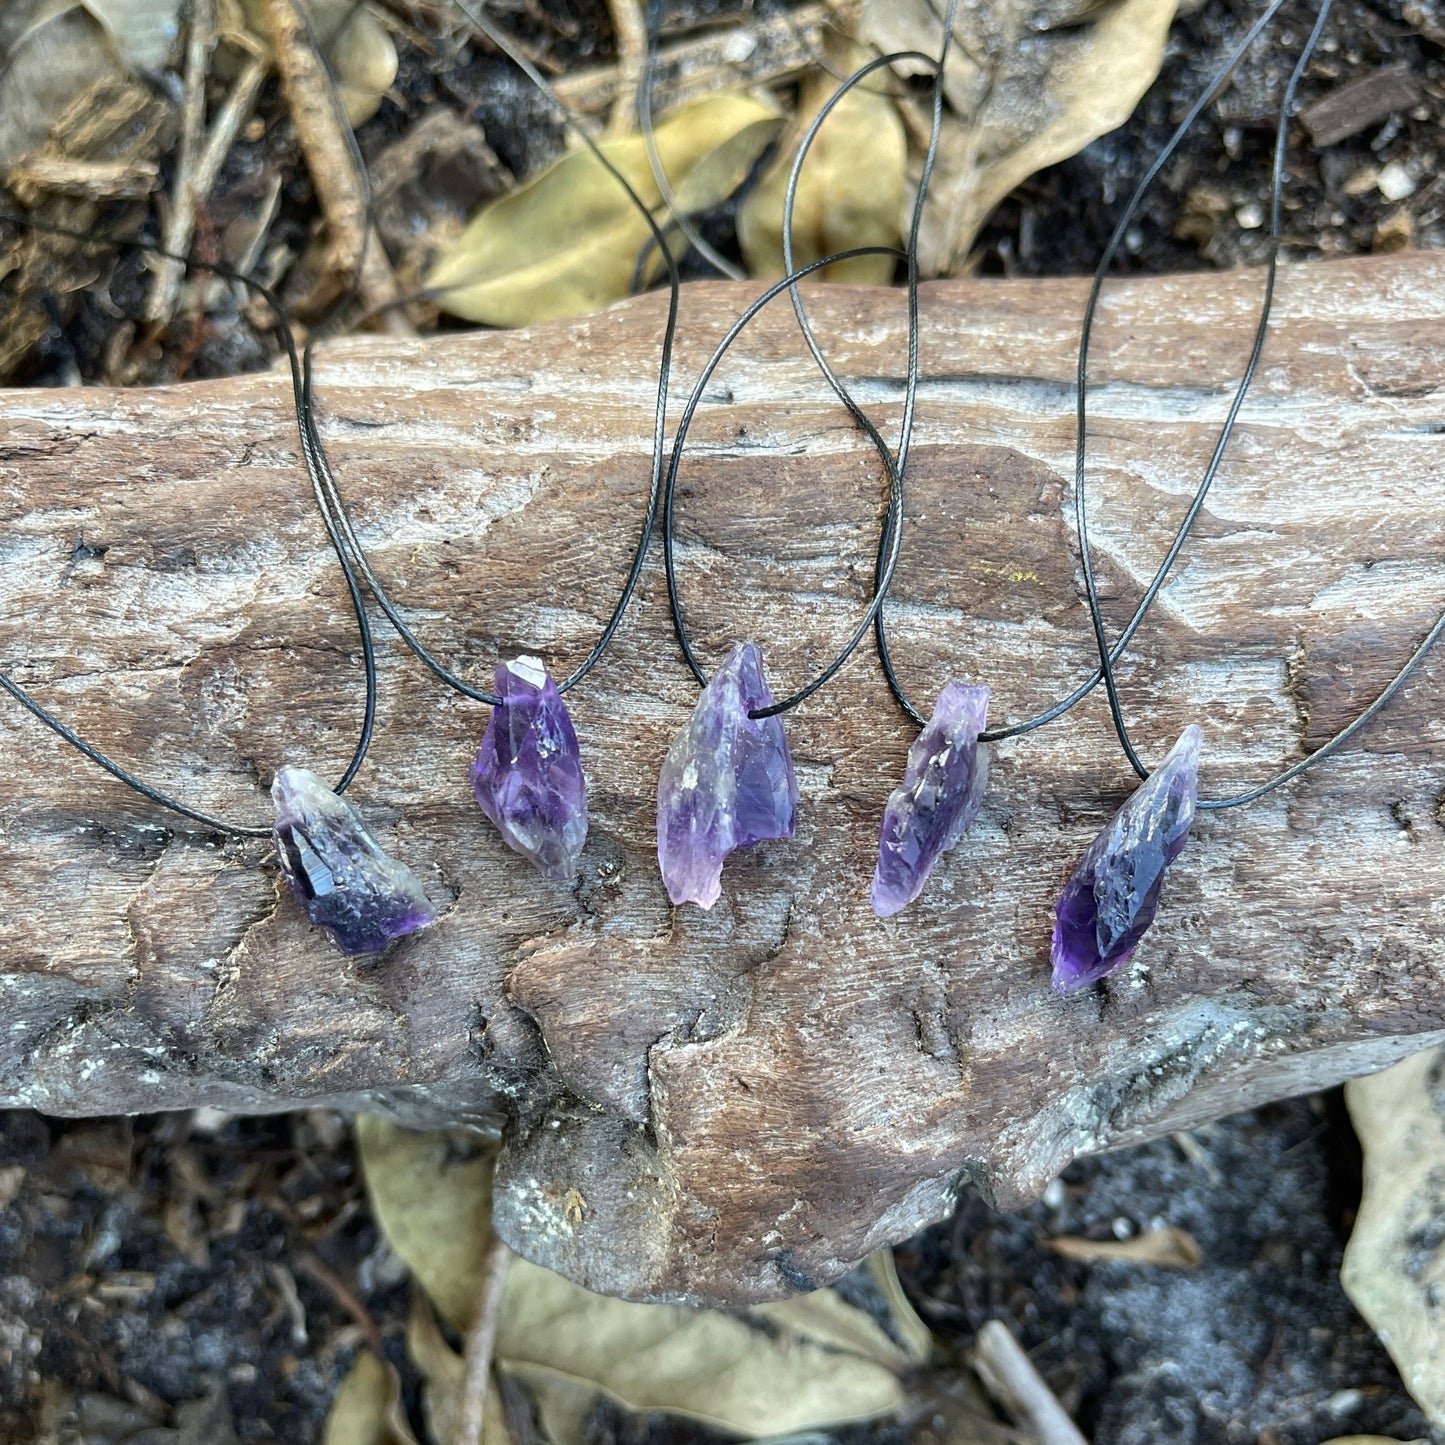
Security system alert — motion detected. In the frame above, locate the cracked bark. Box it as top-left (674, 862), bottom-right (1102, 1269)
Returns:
top-left (2, 254), bottom-right (1444, 1304)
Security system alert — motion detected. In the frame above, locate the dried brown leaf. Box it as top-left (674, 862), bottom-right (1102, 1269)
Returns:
top-left (859, 0), bottom-right (1179, 274)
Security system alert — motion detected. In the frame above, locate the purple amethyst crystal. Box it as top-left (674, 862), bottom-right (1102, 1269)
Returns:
top-left (1050, 724), bottom-right (1202, 994)
top-left (656, 642), bottom-right (797, 909)
top-left (470, 657), bottom-right (588, 880)
top-left (871, 683), bottom-right (990, 918)
top-left (271, 765), bottom-right (438, 955)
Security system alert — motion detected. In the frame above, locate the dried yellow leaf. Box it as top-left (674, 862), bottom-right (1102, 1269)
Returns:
top-left (321, 1351), bottom-right (420, 1445)
top-left (427, 92), bottom-right (779, 326)
top-left (1046, 1223), bottom-right (1202, 1269)
top-left (1343, 1046), bottom-right (1445, 1429)
top-left (353, 1115), bottom-right (496, 1333)
top-left (354, 1117), bottom-right (915, 1443)
top-left (737, 40), bottom-right (905, 285)
top-left (499, 1255), bottom-right (907, 1437)
top-left (407, 1295), bottom-right (511, 1445)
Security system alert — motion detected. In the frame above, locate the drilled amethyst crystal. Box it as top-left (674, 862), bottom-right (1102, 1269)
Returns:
top-left (656, 642), bottom-right (797, 909)
top-left (1050, 724), bottom-right (1202, 994)
top-left (470, 657), bottom-right (588, 880)
top-left (871, 683), bottom-right (990, 918)
top-left (271, 765), bottom-right (438, 955)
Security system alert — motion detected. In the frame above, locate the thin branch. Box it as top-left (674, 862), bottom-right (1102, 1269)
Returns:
top-left (456, 1238), bottom-right (512, 1445)
top-left (145, 0), bottom-right (216, 325)
top-left (973, 1319), bottom-right (1090, 1445)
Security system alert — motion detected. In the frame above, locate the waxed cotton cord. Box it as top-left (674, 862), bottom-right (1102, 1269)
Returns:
top-left (0, 218), bottom-right (378, 838)
top-left (302, 0), bottom-right (684, 707)
top-left (1067, 0), bottom-right (1441, 810)
top-left (661, 33), bottom-right (955, 719)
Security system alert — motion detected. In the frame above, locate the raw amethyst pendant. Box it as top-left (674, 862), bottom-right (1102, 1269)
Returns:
top-left (470, 657), bottom-right (588, 880)
top-left (271, 765), bottom-right (438, 956)
top-left (871, 683), bottom-right (990, 918)
top-left (656, 642), bottom-right (797, 909)
top-left (1050, 724), bottom-right (1202, 994)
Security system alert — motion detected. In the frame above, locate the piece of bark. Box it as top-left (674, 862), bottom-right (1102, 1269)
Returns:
top-left (2, 253), bottom-right (1444, 1306)
top-left (1298, 62), bottom-right (1421, 147)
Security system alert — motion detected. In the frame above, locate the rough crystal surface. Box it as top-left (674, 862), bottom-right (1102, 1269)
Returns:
top-left (871, 682), bottom-right (990, 918)
top-left (1050, 724), bottom-right (1202, 994)
top-left (271, 765), bottom-right (438, 955)
top-left (656, 642), bottom-right (797, 909)
top-left (471, 656), bottom-right (588, 880)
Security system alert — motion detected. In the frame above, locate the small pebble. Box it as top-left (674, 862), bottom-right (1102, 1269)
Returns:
top-left (1111, 1215), bottom-right (1134, 1240)
top-left (1343, 165), bottom-right (1380, 197)
top-left (1236, 201), bottom-right (1264, 230)
top-left (1378, 160), bottom-right (1416, 201)
top-left (1325, 1386), bottom-right (1364, 1415)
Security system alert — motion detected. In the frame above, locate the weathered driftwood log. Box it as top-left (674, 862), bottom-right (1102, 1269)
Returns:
top-left (2, 252), bottom-right (1443, 1306)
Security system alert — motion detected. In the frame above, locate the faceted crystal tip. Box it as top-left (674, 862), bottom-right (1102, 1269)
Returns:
top-left (656, 642), bottom-right (797, 909)
top-left (470, 657), bottom-right (588, 881)
top-left (1050, 724), bottom-right (1203, 995)
top-left (871, 682), bottom-right (990, 918)
top-left (270, 765), bottom-right (438, 956)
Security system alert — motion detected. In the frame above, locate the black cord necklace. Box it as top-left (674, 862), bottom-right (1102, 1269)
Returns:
top-left (1055, 0), bottom-right (1445, 994)
top-left (825, 0), bottom-right (1312, 923)
top-left (295, 0), bottom-right (683, 885)
top-left (654, 22), bottom-right (955, 909)
top-left (0, 225), bottom-right (437, 955)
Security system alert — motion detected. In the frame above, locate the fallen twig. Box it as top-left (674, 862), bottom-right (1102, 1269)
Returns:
top-left (603, 0), bottom-right (647, 135)
top-left (973, 1319), bottom-right (1089, 1445)
top-left (147, 25), bottom-right (270, 325)
top-left (456, 1238), bottom-right (512, 1445)
top-left (553, 4), bottom-right (827, 116)
top-left (297, 1250), bottom-right (387, 1361)
top-left (145, 0), bottom-right (214, 325)
top-left (260, 0), bottom-right (414, 335)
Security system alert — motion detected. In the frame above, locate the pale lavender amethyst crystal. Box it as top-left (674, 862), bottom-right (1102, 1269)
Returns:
top-left (656, 642), bottom-right (797, 909)
top-left (871, 683), bottom-right (990, 918)
top-left (470, 656), bottom-right (588, 880)
top-left (1050, 724), bottom-right (1202, 994)
top-left (271, 765), bottom-right (438, 956)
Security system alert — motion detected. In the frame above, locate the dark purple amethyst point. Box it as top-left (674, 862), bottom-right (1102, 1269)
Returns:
top-left (271, 765), bottom-right (438, 956)
top-left (1050, 724), bottom-right (1202, 995)
top-left (871, 682), bottom-right (990, 918)
top-left (470, 656), bottom-right (588, 881)
top-left (656, 642), bottom-right (797, 909)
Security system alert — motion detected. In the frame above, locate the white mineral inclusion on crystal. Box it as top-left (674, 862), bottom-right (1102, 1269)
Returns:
top-left (509, 655), bottom-right (549, 688)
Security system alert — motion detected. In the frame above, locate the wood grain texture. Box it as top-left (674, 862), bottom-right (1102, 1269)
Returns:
top-left (2, 252), bottom-right (1444, 1304)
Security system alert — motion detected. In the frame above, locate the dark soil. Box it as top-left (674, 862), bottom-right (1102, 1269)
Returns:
top-left (3, 0), bottom-right (1442, 1440)
top-left (0, 1098), bottom-right (1432, 1442)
